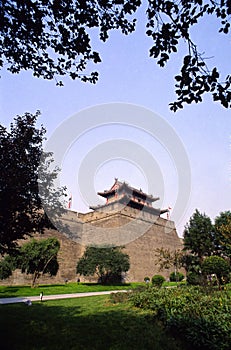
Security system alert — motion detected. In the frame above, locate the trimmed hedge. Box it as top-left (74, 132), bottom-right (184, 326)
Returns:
top-left (170, 271), bottom-right (184, 282)
top-left (151, 274), bottom-right (165, 287)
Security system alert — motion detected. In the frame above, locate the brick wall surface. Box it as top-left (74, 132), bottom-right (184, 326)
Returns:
top-left (1, 207), bottom-right (183, 285)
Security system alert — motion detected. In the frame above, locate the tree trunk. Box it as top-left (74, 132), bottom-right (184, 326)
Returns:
top-left (31, 271), bottom-right (39, 288)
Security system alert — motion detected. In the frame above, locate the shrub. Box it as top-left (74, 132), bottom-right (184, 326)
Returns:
top-left (151, 274), bottom-right (165, 287)
top-left (110, 291), bottom-right (130, 304)
top-left (0, 255), bottom-right (15, 280)
top-left (186, 271), bottom-right (204, 286)
top-left (202, 256), bottom-right (230, 286)
top-left (170, 271), bottom-right (184, 282)
top-left (129, 286), bottom-right (231, 350)
top-left (144, 276), bottom-right (150, 283)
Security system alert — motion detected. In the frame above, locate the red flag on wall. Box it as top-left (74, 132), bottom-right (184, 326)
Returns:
top-left (68, 194), bottom-right (72, 209)
top-left (167, 206), bottom-right (172, 220)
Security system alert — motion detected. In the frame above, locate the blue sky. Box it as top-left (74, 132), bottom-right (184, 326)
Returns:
top-left (0, 6), bottom-right (230, 237)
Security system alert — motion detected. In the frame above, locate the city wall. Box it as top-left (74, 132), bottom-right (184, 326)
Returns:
top-left (2, 207), bottom-right (183, 285)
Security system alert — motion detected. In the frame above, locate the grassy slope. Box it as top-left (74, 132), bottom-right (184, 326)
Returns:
top-left (0, 295), bottom-right (184, 350)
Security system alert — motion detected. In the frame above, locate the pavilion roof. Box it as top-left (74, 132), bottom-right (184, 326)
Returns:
top-left (98, 178), bottom-right (159, 202)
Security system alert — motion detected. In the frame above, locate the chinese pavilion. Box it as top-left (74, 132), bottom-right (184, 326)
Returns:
top-left (90, 178), bottom-right (169, 217)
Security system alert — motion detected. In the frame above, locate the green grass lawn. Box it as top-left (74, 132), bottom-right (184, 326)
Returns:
top-left (0, 282), bottom-right (144, 298)
top-left (0, 281), bottom-right (186, 299)
top-left (0, 295), bottom-right (184, 350)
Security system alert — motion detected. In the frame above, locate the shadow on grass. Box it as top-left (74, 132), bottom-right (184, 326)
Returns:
top-left (82, 282), bottom-right (132, 287)
top-left (35, 284), bottom-right (67, 288)
top-left (0, 300), bottom-right (186, 350)
top-left (0, 286), bottom-right (20, 295)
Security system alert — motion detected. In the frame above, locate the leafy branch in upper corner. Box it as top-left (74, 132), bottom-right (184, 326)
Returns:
top-left (1, 1), bottom-right (231, 110)
top-left (146, 0), bottom-right (231, 111)
top-left (0, 0), bottom-right (139, 85)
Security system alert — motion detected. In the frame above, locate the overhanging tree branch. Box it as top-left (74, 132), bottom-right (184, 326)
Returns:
top-left (0, 1), bottom-right (231, 110)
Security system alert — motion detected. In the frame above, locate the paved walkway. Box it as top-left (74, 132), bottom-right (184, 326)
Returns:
top-left (0, 290), bottom-right (127, 305)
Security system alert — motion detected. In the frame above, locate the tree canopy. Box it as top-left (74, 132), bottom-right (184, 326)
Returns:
top-left (215, 211), bottom-right (231, 258)
top-left (76, 246), bottom-right (130, 284)
top-left (184, 210), bottom-right (231, 260)
top-left (155, 247), bottom-right (184, 274)
top-left (183, 209), bottom-right (215, 260)
top-left (1, 1), bottom-right (231, 110)
top-left (183, 209), bottom-right (231, 285)
top-left (17, 237), bottom-right (60, 287)
top-left (0, 255), bottom-right (16, 280)
top-left (0, 111), bottom-right (66, 255)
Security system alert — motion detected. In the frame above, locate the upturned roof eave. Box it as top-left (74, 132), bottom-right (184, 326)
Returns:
top-left (98, 181), bottom-right (158, 202)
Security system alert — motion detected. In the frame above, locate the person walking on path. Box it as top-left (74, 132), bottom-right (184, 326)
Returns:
top-left (40, 292), bottom-right (43, 302)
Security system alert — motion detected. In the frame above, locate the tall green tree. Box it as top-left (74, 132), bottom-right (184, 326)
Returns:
top-left (215, 211), bottom-right (231, 258)
top-left (183, 209), bottom-right (215, 261)
top-left (17, 237), bottom-right (60, 287)
top-left (1, 1), bottom-right (231, 110)
top-left (0, 111), bottom-right (66, 255)
top-left (76, 246), bottom-right (130, 284)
